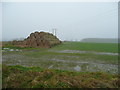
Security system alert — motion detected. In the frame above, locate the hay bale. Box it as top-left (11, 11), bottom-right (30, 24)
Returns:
top-left (12, 31), bottom-right (61, 48)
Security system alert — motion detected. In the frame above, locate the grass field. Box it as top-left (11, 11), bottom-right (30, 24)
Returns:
top-left (2, 41), bottom-right (118, 52)
top-left (51, 41), bottom-right (118, 53)
top-left (2, 65), bottom-right (119, 88)
top-left (2, 41), bottom-right (119, 88)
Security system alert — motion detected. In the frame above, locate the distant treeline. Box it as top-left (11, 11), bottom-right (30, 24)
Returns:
top-left (81, 38), bottom-right (118, 43)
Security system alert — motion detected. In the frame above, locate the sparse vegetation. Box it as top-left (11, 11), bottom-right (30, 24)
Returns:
top-left (2, 65), bottom-right (120, 88)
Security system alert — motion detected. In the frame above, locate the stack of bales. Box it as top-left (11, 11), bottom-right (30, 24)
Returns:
top-left (12, 31), bottom-right (61, 48)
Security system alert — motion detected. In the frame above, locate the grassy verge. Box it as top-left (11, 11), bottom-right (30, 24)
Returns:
top-left (2, 65), bottom-right (119, 88)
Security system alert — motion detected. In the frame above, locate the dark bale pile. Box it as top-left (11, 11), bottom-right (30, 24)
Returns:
top-left (12, 31), bottom-right (61, 48)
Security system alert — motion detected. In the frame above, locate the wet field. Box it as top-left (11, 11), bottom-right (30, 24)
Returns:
top-left (2, 42), bottom-right (118, 74)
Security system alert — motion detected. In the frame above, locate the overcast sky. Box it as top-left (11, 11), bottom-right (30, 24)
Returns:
top-left (2, 2), bottom-right (118, 41)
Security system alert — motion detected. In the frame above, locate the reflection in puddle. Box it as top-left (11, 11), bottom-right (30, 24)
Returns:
top-left (74, 65), bottom-right (81, 71)
top-left (2, 48), bottom-right (22, 52)
top-left (49, 59), bottom-right (118, 74)
top-left (56, 50), bottom-right (118, 56)
top-left (72, 62), bottom-right (118, 73)
top-left (2, 54), bottom-right (118, 74)
top-left (48, 65), bottom-right (53, 69)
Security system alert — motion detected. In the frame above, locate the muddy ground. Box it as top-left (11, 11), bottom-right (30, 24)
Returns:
top-left (2, 48), bottom-right (118, 74)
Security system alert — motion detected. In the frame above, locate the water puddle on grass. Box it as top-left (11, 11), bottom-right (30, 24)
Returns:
top-left (74, 65), bottom-right (81, 71)
top-left (48, 65), bottom-right (54, 69)
top-left (49, 58), bottom-right (118, 74)
top-left (56, 50), bottom-right (118, 56)
top-left (2, 48), bottom-right (22, 52)
top-left (2, 53), bottom-right (118, 74)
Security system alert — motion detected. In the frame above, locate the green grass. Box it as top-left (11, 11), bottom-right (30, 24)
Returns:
top-left (2, 41), bottom-right (118, 53)
top-left (2, 65), bottom-right (119, 88)
top-left (2, 41), bottom-right (119, 88)
top-left (51, 42), bottom-right (118, 53)
top-left (2, 41), bottom-right (118, 72)
top-left (2, 41), bottom-right (43, 50)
